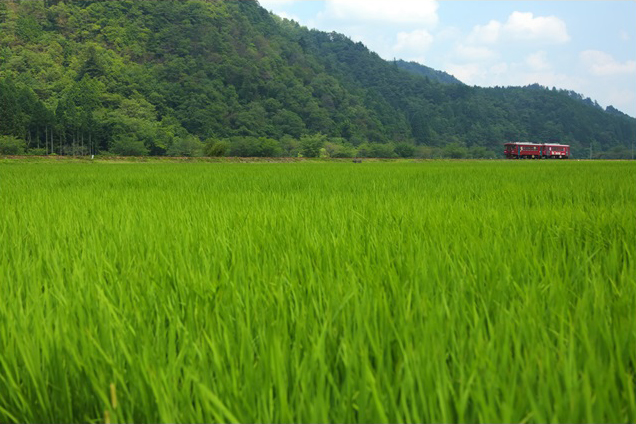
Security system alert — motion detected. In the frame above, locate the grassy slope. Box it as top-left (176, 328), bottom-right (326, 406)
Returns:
top-left (0, 161), bottom-right (635, 422)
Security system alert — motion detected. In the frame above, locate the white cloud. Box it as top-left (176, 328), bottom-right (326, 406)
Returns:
top-left (258, 0), bottom-right (304, 25)
top-left (451, 62), bottom-right (509, 85)
top-left (489, 62), bottom-right (509, 77)
top-left (468, 20), bottom-right (502, 44)
top-left (276, 11), bottom-right (302, 23)
top-left (467, 11), bottom-right (570, 45)
top-left (436, 26), bottom-right (462, 43)
top-left (580, 50), bottom-right (636, 76)
top-left (445, 63), bottom-right (483, 84)
top-left (525, 51), bottom-right (551, 71)
top-left (505, 12), bottom-right (570, 43)
top-left (453, 44), bottom-right (497, 61)
top-left (323, 0), bottom-right (438, 26)
top-left (394, 29), bottom-right (434, 52)
top-left (409, 56), bottom-right (429, 65)
top-left (606, 88), bottom-right (635, 111)
top-left (259, 0), bottom-right (298, 8)
top-left (445, 58), bottom-right (587, 93)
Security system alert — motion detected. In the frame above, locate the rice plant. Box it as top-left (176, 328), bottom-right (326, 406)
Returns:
top-left (0, 160), bottom-right (634, 423)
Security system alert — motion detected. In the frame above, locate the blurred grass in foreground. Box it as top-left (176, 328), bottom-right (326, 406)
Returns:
top-left (0, 160), bottom-right (634, 423)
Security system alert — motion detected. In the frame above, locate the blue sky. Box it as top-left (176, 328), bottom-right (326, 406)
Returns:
top-left (258, 1), bottom-right (636, 117)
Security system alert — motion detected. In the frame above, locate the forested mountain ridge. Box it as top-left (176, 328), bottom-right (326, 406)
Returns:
top-left (1, 0), bottom-right (634, 158)
top-left (394, 60), bottom-right (463, 85)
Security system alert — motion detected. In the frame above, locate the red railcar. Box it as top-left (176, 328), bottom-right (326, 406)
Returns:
top-left (504, 142), bottom-right (570, 159)
top-left (542, 143), bottom-right (570, 158)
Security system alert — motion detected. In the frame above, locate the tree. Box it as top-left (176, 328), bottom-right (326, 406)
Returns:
top-left (368, 143), bottom-right (396, 158)
top-left (469, 145), bottom-right (495, 159)
top-left (204, 139), bottom-right (229, 157)
top-left (395, 142), bottom-right (415, 158)
top-left (0, 135), bottom-right (27, 155)
top-left (443, 142), bottom-right (468, 159)
top-left (229, 136), bottom-right (262, 157)
top-left (16, 16), bottom-right (43, 42)
top-left (77, 45), bottom-right (105, 80)
top-left (55, 75), bottom-right (104, 155)
top-left (167, 135), bottom-right (204, 157)
top-left (280, 135), bottom-right (300, 157)
top-left (110, 134), bottom-right (148, 156)
top-left (324, 141), bottom-right (355, 158)
top-left (256, 137), bottom-right (279, 157)
top-left (300, 133), bottom-right (326, 157)
top-left (272, 109), bottom-right (305, 139)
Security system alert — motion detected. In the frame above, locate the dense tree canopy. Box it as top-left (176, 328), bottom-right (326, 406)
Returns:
top-left (0, 0), bottom-right (634, 158)
top-left (394, 60), bottom-right (463, 85)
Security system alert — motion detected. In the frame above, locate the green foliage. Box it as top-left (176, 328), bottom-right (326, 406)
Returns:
top-left (300, 133), bottom-right (326, 158)
top-left (229, 136), bottom-right (262, 157)
top-left (1, 161), bottom-right (634, 423)
top-left (110, 134), bottom-right (148, 156)
top-left (204, 139), bottom-right (230, 157)
top-left (16, 16), bottom-right (43, 43)
top-left (394, 59), bottom-right (463, 84)
top-left (324, 141), bottom-right (356, 158)
top-left (77, 45), bottom-right (105, 80)
top-left (280, 135), bottom-right (300, 157)
top-left (414, 145), bottom-right (438, 159)
top-left (369, 143), bottom-right (397, 158)
top-left (0, 135), bottom-right (26, 154)
top-left (259, 137), bottom-right (283, 157)
top-left (443, 142), bottom-right (469, 159)
top-left (357, 142), bottom-right (397, 158)
top-left (27, 147), bottom-right (47, 156)
top-left (394, 142), bottom-right (416, 158)
top-left (167, 135), bottom-right (204, 157)
top-left (469, 145), bottom-right (496, 159)
top-left (224, 136), bottom-right (282, 157)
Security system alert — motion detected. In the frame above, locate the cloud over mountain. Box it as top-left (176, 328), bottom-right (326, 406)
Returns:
top-left (469, 11), bottom-right (570, 45)
top-left (580, 50), bottom-right (636, 76)
top-left (323, 0), bottom-right (438, 26)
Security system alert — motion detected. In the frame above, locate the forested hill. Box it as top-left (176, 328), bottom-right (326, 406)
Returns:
top-left (1, 0), bottom-right (634, 158)
top-left (394, 60), bottom-right (463, 85)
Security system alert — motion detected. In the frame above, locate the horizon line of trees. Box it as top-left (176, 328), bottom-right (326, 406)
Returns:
top-left (3, 130), bottom-right (634, 160)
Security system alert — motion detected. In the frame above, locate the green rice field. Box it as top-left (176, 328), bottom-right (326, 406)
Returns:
top-left (1, 159), bottom-right (635, 423)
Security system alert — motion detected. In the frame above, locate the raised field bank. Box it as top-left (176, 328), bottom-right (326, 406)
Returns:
top-left (1, 160), bottom-right (634, 423)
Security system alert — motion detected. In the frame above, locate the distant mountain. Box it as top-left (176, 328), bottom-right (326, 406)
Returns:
top-left (394, 60), bottom-right (464, 85)
top-left (0, 0), bottom-right (634, 158)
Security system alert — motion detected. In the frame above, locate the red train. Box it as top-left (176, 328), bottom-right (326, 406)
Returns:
top-left (504, 142), bottom-right (570, 159)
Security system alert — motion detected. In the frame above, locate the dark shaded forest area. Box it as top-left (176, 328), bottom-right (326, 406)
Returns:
top-left (1, 0), bottom-right (634, 158)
